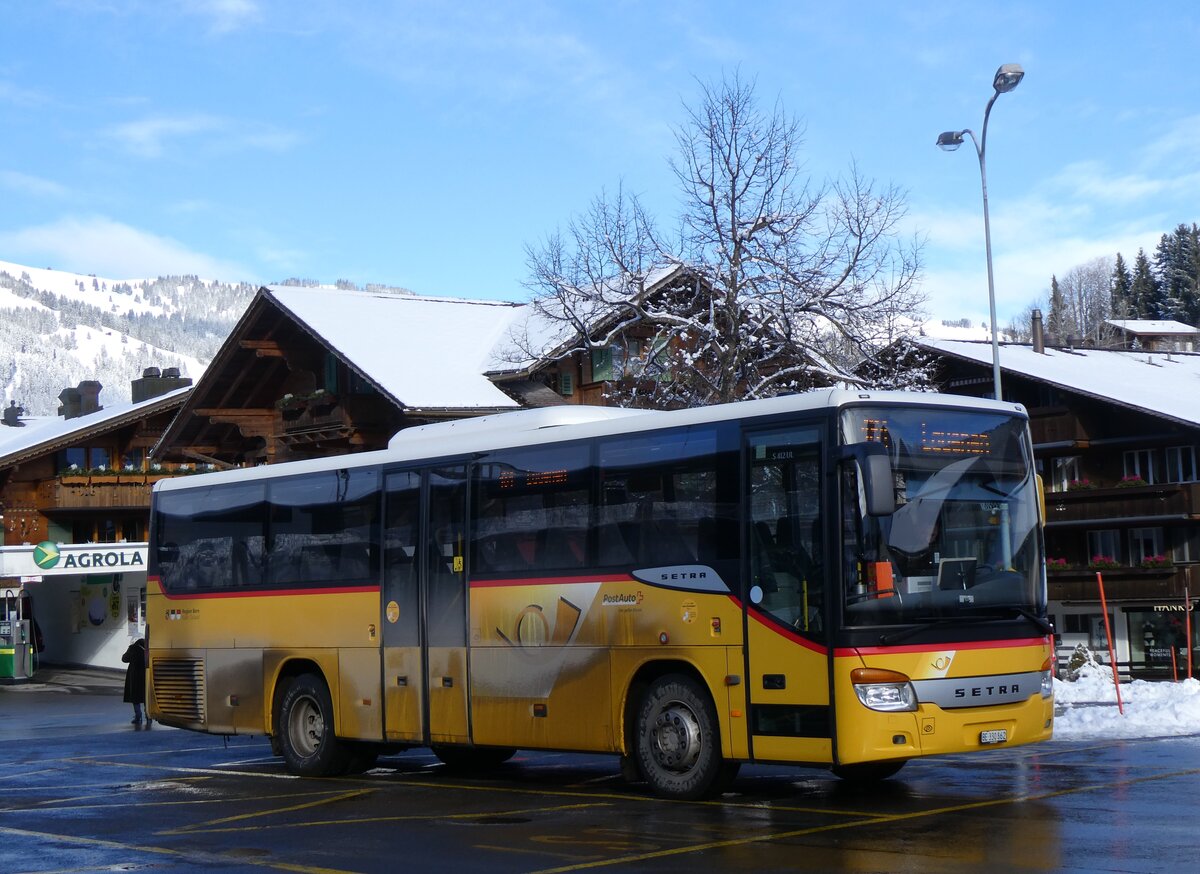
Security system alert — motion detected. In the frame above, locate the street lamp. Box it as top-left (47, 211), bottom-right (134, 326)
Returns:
top-left (938, 63), bottom-right (1024, 402)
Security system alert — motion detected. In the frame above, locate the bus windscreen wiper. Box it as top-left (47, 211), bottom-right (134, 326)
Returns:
top-left (878, 606), bottom-right (1051, 646)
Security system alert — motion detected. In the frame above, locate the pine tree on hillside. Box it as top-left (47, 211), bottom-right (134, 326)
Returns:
top-left (1047, 275), bottom-right (1069, 336)
top-left (1153, 223), bottom-right (1200, 325)
top-left (1128, 249), bottom-right (1159, 318)
top-left (1110, 252), bottom-right (1132, 318)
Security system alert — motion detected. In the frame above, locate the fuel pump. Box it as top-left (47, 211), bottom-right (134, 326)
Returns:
top-left (1, 588), bottom-right (34, 683)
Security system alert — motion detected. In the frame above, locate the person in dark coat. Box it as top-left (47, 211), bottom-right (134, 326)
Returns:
top-left (122, 638), bottom-right (148, 725)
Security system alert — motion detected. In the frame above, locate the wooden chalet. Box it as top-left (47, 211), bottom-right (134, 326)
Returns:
top-left (153, 286), bottom-right (534, 466)
top-left (918, 324), bottom-right (1200, 675)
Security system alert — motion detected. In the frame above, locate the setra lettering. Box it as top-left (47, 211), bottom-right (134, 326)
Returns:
top-left (954, 683), bottom-right (1020, 699)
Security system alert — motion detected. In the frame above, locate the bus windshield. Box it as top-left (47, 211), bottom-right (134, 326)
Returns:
top-left (840, 406), bottom-right (1044, 629)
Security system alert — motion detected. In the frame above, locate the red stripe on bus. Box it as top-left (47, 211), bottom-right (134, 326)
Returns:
top-left (746, 608), bottom-right (829, 655)
top-left (470, 573), bottom-right (636, 589)
top-left (836, 636), bottom-right (1052, 658)
top-left (156, 585), bottom-right (378, 600)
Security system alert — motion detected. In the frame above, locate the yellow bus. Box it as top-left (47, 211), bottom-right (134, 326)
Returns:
top-left (147, 390), bottom-right (1054, 799)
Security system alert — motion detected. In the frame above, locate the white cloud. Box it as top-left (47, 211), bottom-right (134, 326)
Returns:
top-left (104, 114), bottom-right (226, 158)
top-left (1141, 114), bottom-right (1200, 166)
top-left (184, 0), bottom-right (261, 34)
top-left (0, 79), bottom-right (45, 107)
top-left (0, 216), bottom-right (254, 281)
top-left (0, 170), bottom-right (68, 199)
top-left (1051, 161), bottom-right (1172, 204)
top-left (103, 113), bottom-right (298, 158)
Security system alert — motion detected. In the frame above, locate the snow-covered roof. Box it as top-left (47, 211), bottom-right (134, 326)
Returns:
top-left (0, 386), bottom-right (192, 467)
top-left (265, 286), bottom-right (529, 410)
top-left (483, 264), bottom-right (691, 374)
top-left (1104, 319), bottom-right (1200, 336)
top-left (917, 338), bottom-right (1200, 427)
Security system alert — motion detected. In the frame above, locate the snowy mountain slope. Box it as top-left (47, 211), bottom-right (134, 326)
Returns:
top-left (0, 258), bottom-right (256, 415)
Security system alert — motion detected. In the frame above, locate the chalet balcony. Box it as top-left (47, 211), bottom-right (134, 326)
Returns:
top-left (1043, 482), bottom-right (1200, 528)
top-left (36, 475), bottom-right (165, 512)
top-left (275, 394), bottom-right (388, 450)
top-left (1048, 564), bottom-right (1196, 603)
top-left (1029, 408), bottom-right (1089, 446)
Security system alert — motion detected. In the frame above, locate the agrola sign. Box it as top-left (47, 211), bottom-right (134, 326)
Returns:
top-left (1, 541), bottom-right (148, 578)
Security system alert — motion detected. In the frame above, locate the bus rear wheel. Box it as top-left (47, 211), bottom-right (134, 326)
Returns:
top-left (634, 674), bottom-right (732, 800)
top-left (278, 673), bottom-right (351, 777)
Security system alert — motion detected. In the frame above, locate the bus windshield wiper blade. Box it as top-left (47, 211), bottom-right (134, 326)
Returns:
top-left (1006, 606), bottom-right (1054, 634)
top-left (877, 606), bottom-right (1052, 646)
top-left (878, 618), bottom-right (960, 646)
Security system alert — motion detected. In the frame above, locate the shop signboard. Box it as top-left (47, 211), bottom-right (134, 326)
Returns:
top-left (0, 541), bottom-right (148, 579)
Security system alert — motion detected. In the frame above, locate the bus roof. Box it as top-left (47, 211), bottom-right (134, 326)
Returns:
top-left (153, 389), bottom-right (1026, 492)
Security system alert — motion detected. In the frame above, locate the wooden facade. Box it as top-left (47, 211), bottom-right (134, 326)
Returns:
top-left (1, 382), bottom-right (189, 548)
top-left (152, 292), bottom-right (411, 466)
top-left (927, 343), bottom-right (1200, 675)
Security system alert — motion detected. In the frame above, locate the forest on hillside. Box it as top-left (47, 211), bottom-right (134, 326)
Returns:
top-left (0, 269), bottom-right (256, 415)
top-left (1008, 223), bottom-right (1200, 344)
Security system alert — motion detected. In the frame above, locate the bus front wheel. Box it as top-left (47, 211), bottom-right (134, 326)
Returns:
top-left (634, 674), bottom-right (733, 800)
top-left (278, 673), bottom-right (351, 777)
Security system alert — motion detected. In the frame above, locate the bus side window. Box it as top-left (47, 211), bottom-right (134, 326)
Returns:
top-left (471, 445), bottom-right (590, 577)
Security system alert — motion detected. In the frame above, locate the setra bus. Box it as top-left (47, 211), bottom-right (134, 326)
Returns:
top-left (147, 389), bottom-right (1054, 799)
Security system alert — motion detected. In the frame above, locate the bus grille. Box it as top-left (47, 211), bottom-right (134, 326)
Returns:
top-left (152, 658), bottom-right (206, 723)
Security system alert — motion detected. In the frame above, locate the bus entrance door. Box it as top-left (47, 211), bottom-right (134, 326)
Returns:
top-left (383, 466), bottom-right (472, 746)
top-left (383, 471), bottom-right (424, 743)
top-left (744, 425), bottom-right (833, 764)
top-left (424, 465), bottom-right (471, 744)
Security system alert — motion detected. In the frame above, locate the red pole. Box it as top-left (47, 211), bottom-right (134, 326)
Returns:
top-left (1171, 645), bottom-right (1178, 683)
top-left (1096, 572), bottom-right (1124, 715)
top-left (1186, 586), bottom-right (1193, 681)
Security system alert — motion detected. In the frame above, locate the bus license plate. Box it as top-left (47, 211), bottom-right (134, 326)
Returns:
top-left (980, 729), bottom-right (1008, 745)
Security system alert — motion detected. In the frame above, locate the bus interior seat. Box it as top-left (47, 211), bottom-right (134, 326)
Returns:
top-left (541, 527), bottom-right (586, 569)
top-left (598, 522), bottom-right (635, 565)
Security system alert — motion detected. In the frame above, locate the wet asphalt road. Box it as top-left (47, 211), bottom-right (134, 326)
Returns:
top-left (2, 669), bottom-right (1199, 873)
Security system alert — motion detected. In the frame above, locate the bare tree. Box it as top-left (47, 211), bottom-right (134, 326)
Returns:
top-left (519, 73), bottom-right (926, 407)
top-left (1057, 256), bottom-right (1115, 345)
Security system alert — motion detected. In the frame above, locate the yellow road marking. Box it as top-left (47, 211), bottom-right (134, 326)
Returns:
top-left (177, 802), bottom-right (609, 834)
top-left (163, 788), bottom-right (376, 834)
top-left (524, 765), bottom-right (1200, 873)
top-left (0, 825), bottom-right (358, 874)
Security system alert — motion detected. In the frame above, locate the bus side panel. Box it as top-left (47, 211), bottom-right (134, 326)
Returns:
top-left (338, 647), bottom-right (384, 741)
top-left (744, 616), bottom-right (832, 765)
top-left (470, 646), bottom-right (612, 750)
top-left (427, 646), bottom-right (469, 743)
top-left (469, 581), bottom-right (610, 750)
top-left (834, 639), bottom-right (1055, 764)
top-left (206, 647), bottom-right (264, 735)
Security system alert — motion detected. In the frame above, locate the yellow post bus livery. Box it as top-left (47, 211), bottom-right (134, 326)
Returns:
top-left (147, 390), bottom-right (1054, 799)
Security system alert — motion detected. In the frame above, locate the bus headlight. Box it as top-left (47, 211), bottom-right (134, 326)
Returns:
top-left (1040, 669), bottom-right (1054, 699)
top-left (851, 668), bottom-right (918, 712)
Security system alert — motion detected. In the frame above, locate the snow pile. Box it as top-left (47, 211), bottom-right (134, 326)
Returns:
top-left (1053, 662), bottom-right (1200, 740)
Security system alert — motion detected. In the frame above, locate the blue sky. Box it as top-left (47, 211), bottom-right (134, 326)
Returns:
top-left (2, 1), bottom-right (1199, 328)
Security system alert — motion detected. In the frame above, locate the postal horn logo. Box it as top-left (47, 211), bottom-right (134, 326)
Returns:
top-left (33, 540), bottom-right (61, 570)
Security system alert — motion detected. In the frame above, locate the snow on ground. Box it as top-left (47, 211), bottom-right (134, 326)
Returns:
top-left (1053, 665), bottom-right (1200, 740)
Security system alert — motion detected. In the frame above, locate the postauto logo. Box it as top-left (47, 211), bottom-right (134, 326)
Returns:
top-left (33, 541), bottom-right (61, 570)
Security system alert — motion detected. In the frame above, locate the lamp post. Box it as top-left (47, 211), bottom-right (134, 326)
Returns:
top-left (938, 63), bottom-right (1024, 402)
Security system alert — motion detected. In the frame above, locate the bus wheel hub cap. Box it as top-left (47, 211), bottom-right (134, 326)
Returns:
top-left (652, 704), bottom-right (702, 771)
